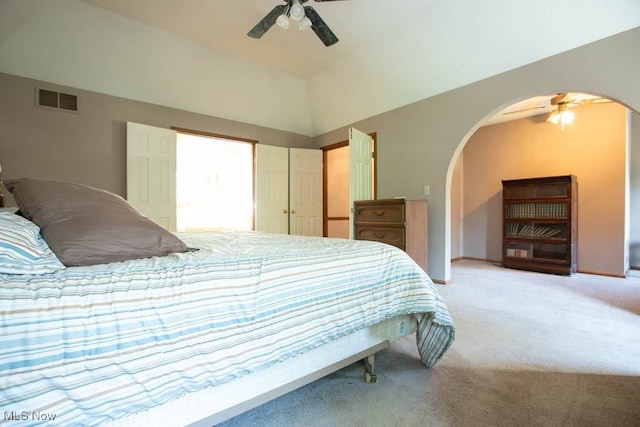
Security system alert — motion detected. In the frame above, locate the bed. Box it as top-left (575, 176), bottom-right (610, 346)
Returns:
top-left (0, 178), bottom-right (455, 426)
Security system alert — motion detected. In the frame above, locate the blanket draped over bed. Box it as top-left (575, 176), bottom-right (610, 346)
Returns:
top-left (0, 232), bottom-right (454, 426)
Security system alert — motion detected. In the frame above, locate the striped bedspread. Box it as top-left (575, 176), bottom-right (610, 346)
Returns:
top-left (0, 232), bottom-right (454, 426)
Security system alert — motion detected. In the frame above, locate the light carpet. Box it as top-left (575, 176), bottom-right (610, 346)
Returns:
top-left (218, 260), bottom-right (640, 427)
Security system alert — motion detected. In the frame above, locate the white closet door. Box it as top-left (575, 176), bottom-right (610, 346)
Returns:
top-left (349, 127), bottom-right (374, 238)
top-left (289, 148), bottom-right (323, 237)
top-left (126, 122), bottom-right (177, 231)
top-left (255, 144), bottom-right (289, 234)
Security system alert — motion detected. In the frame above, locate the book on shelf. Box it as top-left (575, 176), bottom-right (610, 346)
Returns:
top-left (507, 202), bottom-right (567, 219)
top-left (506, 248), bottom-right (529, 258)
top-left (507, 224), bottom-right (564, 239)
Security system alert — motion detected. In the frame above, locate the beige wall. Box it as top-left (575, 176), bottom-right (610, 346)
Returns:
top-left (450, 152), bottom-right (464, 260)
top-left (0, 72), bottom-right (314, 204)
top-left (460, 103), bottom-right (627, 276)
top-left (2, 28), bottom-right (640, 282)
top-left (315, 27), bottom-right (640, 282)
top-left (630, 113), bottom-right (640, 269)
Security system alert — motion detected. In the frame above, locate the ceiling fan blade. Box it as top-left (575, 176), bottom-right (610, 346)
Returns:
top-left (502, 106), bottom-right (547, 115)
top-left (247, 4), bottom-right (287, 39)
top-left (580, 97), bottom-right (613, 105)
top-left (304, 6), bottom-right (339, 46)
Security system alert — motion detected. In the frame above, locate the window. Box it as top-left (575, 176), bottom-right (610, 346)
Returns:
top-left (176, 132), bottom-right (254, 232)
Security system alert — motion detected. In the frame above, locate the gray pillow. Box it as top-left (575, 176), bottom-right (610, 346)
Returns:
top-left (5, 178), bottom-right (188, 267)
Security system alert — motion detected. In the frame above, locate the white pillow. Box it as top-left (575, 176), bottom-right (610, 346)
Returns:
top-left (0, 210), bottom-right (65, 275)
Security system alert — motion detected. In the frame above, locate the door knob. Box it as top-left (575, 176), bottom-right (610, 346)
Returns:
top-left (283, 209), bottom-right (288, 214)
top-left (291, 209), bottom-right (296, 214)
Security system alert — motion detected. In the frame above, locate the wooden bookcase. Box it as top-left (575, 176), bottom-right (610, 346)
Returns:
top-left (502, 175), bottom-right (577, 275)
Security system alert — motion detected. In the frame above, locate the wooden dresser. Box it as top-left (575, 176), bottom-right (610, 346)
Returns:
top-left (353, 198), bottom-right (428, 271)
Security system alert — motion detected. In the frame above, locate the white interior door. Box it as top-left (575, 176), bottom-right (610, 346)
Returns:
top-left (255, 144), bottom-right (289, 233)
top-left (289, 148), bottom-right (323, 236)
top-left (126, 122), bottom-right (177, 231)
top-left (349, 127), bottom-right (374, 238)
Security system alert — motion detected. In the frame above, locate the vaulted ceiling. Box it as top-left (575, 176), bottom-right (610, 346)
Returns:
top-left (1, 0), bottom-right (639, 135)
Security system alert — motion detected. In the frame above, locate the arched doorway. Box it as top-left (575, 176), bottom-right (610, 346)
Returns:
top-left (310, 29), bottom-right (640, 284)
top-left (447, 92), bottom-right (639, 279)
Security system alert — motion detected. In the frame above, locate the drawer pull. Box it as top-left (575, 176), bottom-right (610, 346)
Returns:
top-left (374, 232), bottom-right (386, 238)
top-left (374, 211), bottom-right (386, 217)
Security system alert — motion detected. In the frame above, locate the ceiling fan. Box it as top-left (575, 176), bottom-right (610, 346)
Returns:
top-left (499, 93), bottom-right (612, 128)
top-left (247, 0), bottom-right (349, 47)
top-left (502, 93), bottom-right (611, 117)
top-left (544, 93), bottom-right (612, 128)
top-left (549, 93), bottom-right (611, 108)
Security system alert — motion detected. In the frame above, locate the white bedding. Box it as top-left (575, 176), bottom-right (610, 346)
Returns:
top-left (0, 231), bottom-right (454, 426)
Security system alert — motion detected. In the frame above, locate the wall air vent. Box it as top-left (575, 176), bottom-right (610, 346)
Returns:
top-left (36, 87), bottom-right (79, 113)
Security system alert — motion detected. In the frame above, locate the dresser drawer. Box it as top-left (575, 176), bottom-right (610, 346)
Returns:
top-left (354, 226), bottom-right (405, 250)
top-left (355, 203), bottom-right (404, 223)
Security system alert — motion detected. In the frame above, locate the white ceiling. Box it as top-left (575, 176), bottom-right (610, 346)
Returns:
top-left (2, 1), bottom-right (639, 135)
top-left (78, 0), bottom-right (638, 129)
top-left (81, 0), bottom-right (440, 80)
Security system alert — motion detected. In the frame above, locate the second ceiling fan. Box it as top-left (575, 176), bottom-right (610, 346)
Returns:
top-left (247, 0), bottom-right (349, 47)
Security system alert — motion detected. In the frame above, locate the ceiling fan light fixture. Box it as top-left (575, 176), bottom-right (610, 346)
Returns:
top-left (546, 112), bottom-right (561, 125)
top-left (560, 109), bottom-right (575, 123)
top-left (559, 109), bottom-right (575, 128)
top-left (276, 13), bottom-right (290, 29)
top-left (299, 16), bottom-right (312, 30)
top-left (290, 0), bottom-right (305, 21)
top-left (546, 104), bottom-right (575, 129)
